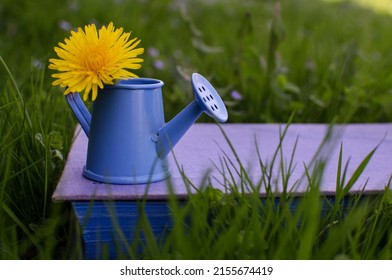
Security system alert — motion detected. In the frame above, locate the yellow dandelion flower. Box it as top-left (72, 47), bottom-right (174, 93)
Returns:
top-left (49, 22), bottom-right (144, 101)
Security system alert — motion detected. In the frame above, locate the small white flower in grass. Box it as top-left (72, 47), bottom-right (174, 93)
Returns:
top-left (154, 60), bottom-right (165, 70)
top-left (148, 47), bottom-right (160, 58)
top-left (230, 90), bottom-right (243, 101)
top-left (32, 58), bottom-right (44, 69)
top-left (58, 20), bottom-right (72, 31)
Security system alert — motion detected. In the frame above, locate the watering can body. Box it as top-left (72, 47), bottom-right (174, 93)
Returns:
top-left (66, 74), bottom-right (228, 185)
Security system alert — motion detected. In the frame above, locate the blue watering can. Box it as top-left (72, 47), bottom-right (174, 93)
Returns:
top-left (66, 73), bottom-right (228, 184)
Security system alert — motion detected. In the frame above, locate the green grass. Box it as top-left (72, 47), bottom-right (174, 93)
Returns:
top-left (116, 122), bottom-right (392, 260)
top-left (1, 0), bottom-right (392, 259)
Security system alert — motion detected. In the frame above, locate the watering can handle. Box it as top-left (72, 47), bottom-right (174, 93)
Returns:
top-left (65, 93), bottom-right (91, 137)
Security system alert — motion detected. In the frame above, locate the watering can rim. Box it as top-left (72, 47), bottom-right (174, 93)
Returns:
top-left (103, 77), bottom-right (164, 90)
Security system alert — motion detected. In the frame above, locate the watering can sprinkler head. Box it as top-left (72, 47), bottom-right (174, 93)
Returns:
top-left (191, 73), bottom-right (228, 123)
top-left (155, 73), bottom-right (228, 159)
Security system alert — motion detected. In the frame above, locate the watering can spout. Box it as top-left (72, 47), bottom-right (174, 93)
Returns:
top-left (155, 73), bottom-right (228, 159)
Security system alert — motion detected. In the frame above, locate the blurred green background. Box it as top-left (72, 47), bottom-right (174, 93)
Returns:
top-left (2, 0), bottom-right (392, 123)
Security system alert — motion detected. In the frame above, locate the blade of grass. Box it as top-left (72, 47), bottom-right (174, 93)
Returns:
top-left (0, 56), bottom-right (32, 128)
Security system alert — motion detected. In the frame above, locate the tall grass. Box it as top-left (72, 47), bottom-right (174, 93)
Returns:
top-left (123, 121), bottom-right (392, 260)
top-left (1, 0), bottom-right (392, 259)
top-left (0, 57), bottom-right (79, 259)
